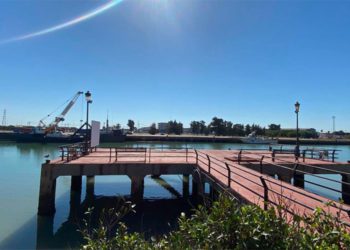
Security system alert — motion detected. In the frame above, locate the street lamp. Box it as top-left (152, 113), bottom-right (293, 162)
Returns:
top-left (294, 101), bottom-right (300, 160)
top-left (85, 91), bottom-right (92, 154)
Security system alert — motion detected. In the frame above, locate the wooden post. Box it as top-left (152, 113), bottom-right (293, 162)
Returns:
top-left (183, 174), bottom-right (189, 198)
top-left (130, 176), bottom-right (144, 203)
top-left (38, 164), bottom-right (56, 216)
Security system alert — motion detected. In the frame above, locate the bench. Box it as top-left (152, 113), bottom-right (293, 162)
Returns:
top-left (272, 149), bottom-right (298, 162)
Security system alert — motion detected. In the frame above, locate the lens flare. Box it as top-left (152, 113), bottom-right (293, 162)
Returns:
top-left (1, 0), bottom-right (124, 44)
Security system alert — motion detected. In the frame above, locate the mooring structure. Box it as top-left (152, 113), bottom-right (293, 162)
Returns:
top-left (38, 144), bottom-right (350, 228)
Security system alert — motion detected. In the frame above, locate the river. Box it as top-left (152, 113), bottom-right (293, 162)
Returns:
top-left (0, 142), bottom-right (349, 249)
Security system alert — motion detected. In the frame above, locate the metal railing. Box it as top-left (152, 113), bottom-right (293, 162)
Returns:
top-left (302, 148), bottom-right (340, 162)
top-left (194, 149), bottom-right (350, 228)
top-left (59, 142), bottom-right (96, 162)
top-left (57, 145), bottom-right (350, 227)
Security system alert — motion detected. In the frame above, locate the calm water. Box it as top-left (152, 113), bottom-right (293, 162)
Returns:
top-left (0, 142), bottom-right (350, 249)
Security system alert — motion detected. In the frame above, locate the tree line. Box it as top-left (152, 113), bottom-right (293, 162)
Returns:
top-left (125, 117), bottom-right (319, 138)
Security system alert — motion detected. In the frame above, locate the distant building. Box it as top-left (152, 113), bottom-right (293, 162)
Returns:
top-left (158, 122), bottom-right (168, 133)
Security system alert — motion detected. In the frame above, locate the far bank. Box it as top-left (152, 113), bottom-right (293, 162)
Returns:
top-left (126, 134), bottom-right (350, 146)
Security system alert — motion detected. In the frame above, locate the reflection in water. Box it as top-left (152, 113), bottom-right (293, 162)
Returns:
top-left (35, 176), bottom-right (199, 249)
top-left (37, 196), bottom-right (199, 249)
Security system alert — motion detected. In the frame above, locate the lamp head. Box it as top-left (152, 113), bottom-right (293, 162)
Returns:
top-left (295, 101), bottom-right (300, 113)
top-left (85, 91), bottom-right (92, 103)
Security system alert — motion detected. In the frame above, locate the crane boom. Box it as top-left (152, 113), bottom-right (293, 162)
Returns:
top-left (45, 91), bottom-right (83, 133)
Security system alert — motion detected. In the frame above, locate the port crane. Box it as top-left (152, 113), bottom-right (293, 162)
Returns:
top-left (38, 91), bottom-right (83, 134)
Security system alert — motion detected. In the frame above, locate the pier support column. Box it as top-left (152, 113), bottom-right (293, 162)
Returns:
top-left (129, 176), bottom-right (145, 203)
top-left (277, 175), bottom-right (292, 184)
top-left (212, 189), bottom-right (220, 201)
top-left (209, 185), bottom-right (214, 200)
top-left (192, 178), bottom-right (198, 197)
top-left (183, 174), bottom-right (189, 198)
top-left (86, 176), bottom-right (95, 197)
top-left (38, 164), bottom-right (56, 216)
top-left (71, 176), bottom-right (82, 192)
top-left (342, 174), bottom-right (350, 204)
top-left (68, 186), bottom-right (81, 220)
top-left (294, 174), bottom-right (305, 189)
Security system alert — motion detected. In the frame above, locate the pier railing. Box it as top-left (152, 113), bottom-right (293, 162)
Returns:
top-left (56, 145), bottom-right (350, 227)
top-left (59, 142), bottom-right (97, 162)
top-left (194, 150), bottom-right (350, 228)
top-left (301, 148), bottom-right (340, 162)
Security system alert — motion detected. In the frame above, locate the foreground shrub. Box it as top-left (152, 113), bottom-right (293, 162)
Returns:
top-left (80, 196), bottom-right (350, 249)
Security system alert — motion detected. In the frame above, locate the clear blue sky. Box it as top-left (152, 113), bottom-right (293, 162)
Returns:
top-left (0, 0), bottom-right (349, 132)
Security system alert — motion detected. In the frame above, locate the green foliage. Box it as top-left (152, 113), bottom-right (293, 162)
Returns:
top-left (149, 123), bottom-right (158, 135)
top-left (167, 120), bottom-right (183, 135)
top-left (80, 196), bottom-right (350, 250)
top-left (268, 124), bottom-right (281, 131)
top-left (190, 120), bottom-right (206, 134)
top-left (266, 128), bottom-right (318, 139)
top-left (127, 119), bottom-right (135, 131)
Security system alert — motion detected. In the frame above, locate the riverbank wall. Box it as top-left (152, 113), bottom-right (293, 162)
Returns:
top-left (126, 134), bottom-right (350, 146)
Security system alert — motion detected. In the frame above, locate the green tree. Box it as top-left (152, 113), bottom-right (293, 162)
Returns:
top-left (233, 124), bottom-right (245, 136)
top-left (209, 117), bottom-right (226, 135)
top-left (245, 124), bottom-right (252, 135)
top-left (199, 120), bottom-right (206, 134)
top-left (268, 123), bottom-right (281, 130)
top-left (167, 120), bottom-right (183, 135)
top-left (149, 123), bottom-right (157, 135)
top-left (190, 121), bottom-right (200, 134)
top-left (127, 119), bottom-right (135, 131)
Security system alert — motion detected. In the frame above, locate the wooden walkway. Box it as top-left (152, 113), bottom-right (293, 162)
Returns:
top-left (45, 148), bottom-right (350, 227)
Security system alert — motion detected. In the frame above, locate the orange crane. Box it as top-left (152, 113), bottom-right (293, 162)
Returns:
top-left (39, 91), bottom-right (83, 134)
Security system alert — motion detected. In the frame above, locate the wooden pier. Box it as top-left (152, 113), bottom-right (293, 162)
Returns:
top-left (38, 146), bottom-right (350, 228)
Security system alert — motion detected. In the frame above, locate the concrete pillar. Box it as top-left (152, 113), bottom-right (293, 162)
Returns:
top-left (212, 189), bottom-right (220, 201)
top-left (86, 176), bottom-right (95, 198)
top-left (71, 176), bottom-right (82, 192)
top-left (209, 185), bottom-right (214, 199)
top-left (198, 182), bottom-right (205, 197)
top-left (68, 188), bottom-right (81, 220)
top-left (130, 176), bottom-right (144, 202)
top-left (192, 178), bottom-right (198, 197)
top-left (342, 174), bottom-right (350, 204)
top-left (294, 174), bottom-right (305, 189)
top-left (183, 174), bottom-right (189, 198)
top-left (277, 174), bottom-right (292, 184)
top-left (36, 216), bottom-right (54, 249)
top-left (38, 164), bottom-right (56, 216)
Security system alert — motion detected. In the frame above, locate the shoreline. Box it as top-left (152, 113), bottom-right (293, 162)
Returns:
top-left (1, 131), bottom-right (350, 145)
top-left (126, 134), bottom-right (350, 146)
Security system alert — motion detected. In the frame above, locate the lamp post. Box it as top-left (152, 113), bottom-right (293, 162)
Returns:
top-left (85, 91), bottom-right (92, 154)
top-left (294, 101), bottom-right (300, 160)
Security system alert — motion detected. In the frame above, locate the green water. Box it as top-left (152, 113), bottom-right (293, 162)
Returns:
top-left (0, 142), bottom-right (349, 249)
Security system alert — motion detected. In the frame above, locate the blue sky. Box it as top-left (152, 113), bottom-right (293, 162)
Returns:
top-left (0, 0), bottom-right (349, 131)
